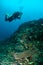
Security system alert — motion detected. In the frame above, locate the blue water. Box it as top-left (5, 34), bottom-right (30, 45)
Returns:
top-left (0, 0), bottom-right (43, 41)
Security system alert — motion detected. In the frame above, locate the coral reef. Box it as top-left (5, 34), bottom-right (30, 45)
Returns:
top-left (0, 18), bottom-right (43, 65)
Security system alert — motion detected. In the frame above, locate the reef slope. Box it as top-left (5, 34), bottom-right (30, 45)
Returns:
top-left (0, 18), bottom-right (43, 65)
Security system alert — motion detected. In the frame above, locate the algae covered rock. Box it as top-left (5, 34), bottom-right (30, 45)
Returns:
top-left (0, 18), bottom-right (43, 65)
top-left (14, 43), bottom-right (25, 52)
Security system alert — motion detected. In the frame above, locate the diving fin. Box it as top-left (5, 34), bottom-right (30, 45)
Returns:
top-left (5, 13), bottom-right (10, 21)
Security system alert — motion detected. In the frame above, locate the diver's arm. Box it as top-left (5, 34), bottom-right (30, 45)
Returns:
top-left (17, 16), bottom-right (21, 19)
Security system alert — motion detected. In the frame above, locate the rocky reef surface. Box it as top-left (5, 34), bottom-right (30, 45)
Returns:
top-left (0, 18), bottom-right (43, 65)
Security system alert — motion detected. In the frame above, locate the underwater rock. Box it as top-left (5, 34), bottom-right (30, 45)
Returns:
top-left (0, 18), bottom-right (43, 65)
top-left (14, 43), bottom-right (25, 52)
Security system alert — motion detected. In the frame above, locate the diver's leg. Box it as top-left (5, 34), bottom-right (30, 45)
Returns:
top-left (5, 15), bottom-right (8, 21)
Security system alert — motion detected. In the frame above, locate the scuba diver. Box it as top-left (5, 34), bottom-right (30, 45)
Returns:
top-left (5, 11), bottom-right (23, 22)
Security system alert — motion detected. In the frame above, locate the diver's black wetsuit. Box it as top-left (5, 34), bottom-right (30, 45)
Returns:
top-left (5, 11), bottom-right (23, 22)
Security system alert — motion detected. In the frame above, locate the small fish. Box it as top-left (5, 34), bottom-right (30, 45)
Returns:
top-left (5, 11), bottom-right (23, 22)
